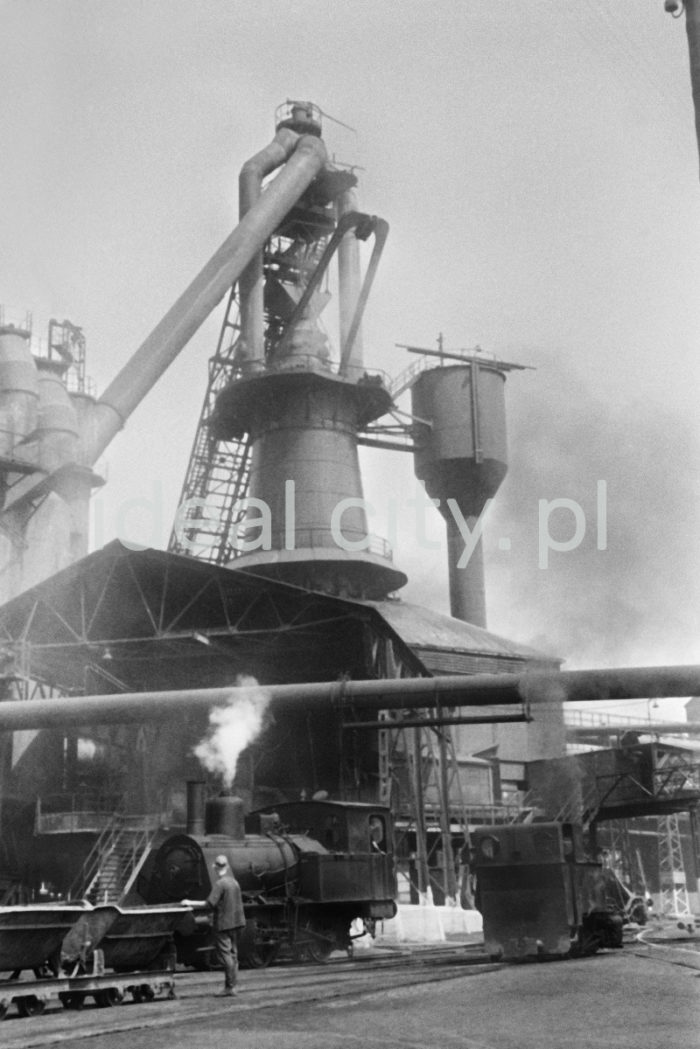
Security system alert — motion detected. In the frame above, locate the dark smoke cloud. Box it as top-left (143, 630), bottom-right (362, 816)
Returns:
top-left (485, 350), bottom-right (700, 669)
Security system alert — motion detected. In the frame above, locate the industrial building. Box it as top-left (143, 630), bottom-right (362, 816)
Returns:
top-left (0, 101), bottom-right (696, 917)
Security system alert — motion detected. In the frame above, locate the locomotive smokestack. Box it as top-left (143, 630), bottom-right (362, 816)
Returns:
top-left (186, 780), bottom-right (207, 836)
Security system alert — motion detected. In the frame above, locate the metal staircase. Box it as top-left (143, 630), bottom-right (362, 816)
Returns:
top-left (168, 288), bottom-right (252, 563)
top-left (68, 815), bottom-right (157, 903)
top-left (168, 176), bottom-right (345, 566)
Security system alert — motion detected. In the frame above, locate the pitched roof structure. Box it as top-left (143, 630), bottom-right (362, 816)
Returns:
top-left (0, 541), bottom-right (556, 696)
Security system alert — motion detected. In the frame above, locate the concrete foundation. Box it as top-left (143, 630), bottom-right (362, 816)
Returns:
top-left (367, 902), bottom-right (483, 947)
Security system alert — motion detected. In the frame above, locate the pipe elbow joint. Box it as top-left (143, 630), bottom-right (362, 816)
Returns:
top-left (294, 133), bottom-right (328, 166)
top-left (239, 129), bottom-right (301, 183)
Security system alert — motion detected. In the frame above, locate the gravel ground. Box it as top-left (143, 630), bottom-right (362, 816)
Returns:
top-left (18, 949), bottom-right (694, 1049)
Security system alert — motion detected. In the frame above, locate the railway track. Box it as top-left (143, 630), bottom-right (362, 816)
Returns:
top-left (0, 944), bottom-right (501, 1049)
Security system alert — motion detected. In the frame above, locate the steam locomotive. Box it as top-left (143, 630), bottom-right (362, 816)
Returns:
top-left (137, 785), bottom-right (397, 967)
top-left (470, 821), bottom-right (625, 961)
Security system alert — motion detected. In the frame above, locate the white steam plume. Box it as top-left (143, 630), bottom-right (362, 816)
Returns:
top-left (193, 674), bottom-right (270, 788)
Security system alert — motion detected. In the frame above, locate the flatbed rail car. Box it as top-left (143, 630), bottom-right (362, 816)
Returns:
top-left (470, 822), bottom-right (624, 961)
top-left (0, 902), bottom-right (190, 1019)
top-left (0, 964), bottom-right (175, 1018)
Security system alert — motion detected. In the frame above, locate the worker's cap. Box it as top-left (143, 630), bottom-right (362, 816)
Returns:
top-left (213, 854), bottom-right (229, 869)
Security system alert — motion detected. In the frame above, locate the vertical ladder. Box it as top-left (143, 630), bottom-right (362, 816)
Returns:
top-left (168, 287), bottom-right (252, 563)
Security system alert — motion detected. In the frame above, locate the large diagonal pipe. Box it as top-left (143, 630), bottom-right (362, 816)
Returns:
top-left (84, 133), bottom-right (327, 464)
top-left (0, 664), bottom-right (698, 731)
top-left (238, 127), bottom-right (301, 365)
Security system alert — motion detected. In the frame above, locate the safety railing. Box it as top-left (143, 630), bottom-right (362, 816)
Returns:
top-left (35, 793), bottom-right (167, 834)
top-left (237, 350), bottom-right (391, 390)
top-left (230, 525), bottom-right (395, 562)
top-left (564, 709), bottom-right (658, 728)
top-left (0, 305), bottom-right (32, 333)
top-left (35, 793), bottom-right (123, 834)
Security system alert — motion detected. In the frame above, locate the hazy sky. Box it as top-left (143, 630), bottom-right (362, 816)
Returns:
top-left (2, 0), bottom-right (700, 720)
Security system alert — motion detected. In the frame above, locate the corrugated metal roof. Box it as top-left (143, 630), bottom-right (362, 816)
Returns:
top-left (0, 542), bottom-right (558, 690)
top-left (362, 599), bottom-right (559, 669)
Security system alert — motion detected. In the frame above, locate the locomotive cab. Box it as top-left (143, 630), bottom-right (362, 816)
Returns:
top-left (252, 800), bottom-right (397, 921)
top-left (251, 800), bottom-right (393, 855)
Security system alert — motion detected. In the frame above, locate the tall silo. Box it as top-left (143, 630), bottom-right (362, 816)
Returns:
top-left (0, 314), bottom-right (102, 600)
top-left (411, 354), bottom-right (513, 627)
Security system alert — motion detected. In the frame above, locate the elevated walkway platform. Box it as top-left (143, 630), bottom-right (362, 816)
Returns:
top-left (528, 741), bottom-right (700, 824)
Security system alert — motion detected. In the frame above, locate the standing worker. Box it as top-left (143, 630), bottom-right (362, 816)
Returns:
top-left (182, 854), bottom-right (245, 997)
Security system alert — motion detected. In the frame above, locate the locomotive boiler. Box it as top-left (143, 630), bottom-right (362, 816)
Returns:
top-left (137, 784), bottom-right (396, 967)
top-left (470, 822), bottom-right (625, 961)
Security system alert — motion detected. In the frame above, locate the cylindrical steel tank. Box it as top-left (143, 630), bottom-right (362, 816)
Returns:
top-left (411, 362), bottom-right (508, 626)
top-left (70, 389), bottom-right (98, 466)
top-left (0, 325), bottom-right (39, 459)
top-left (215, 370), bottom-right (406, 600)
top-left (26, 364), bottom-right (93, 580)
top-left (35, 362), bottom-right (80, 472)
top-left (246, 380), bottom-right (366, 547)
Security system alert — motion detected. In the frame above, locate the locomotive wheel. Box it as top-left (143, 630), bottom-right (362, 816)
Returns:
top-left (305, 928), bottom-right (335, 963)
top-left (16, 995), bottom-right (45, 1018)
top-left (132, 983), bottom-right (156, 1003)
top-left (243, 942), bottom-right (277, 968)
top-left (95, 987), bottom-right (124, 1007)
top-left (238, 921), bottom-right (279, 969)
top-left (59, 992), bottom-right (85, 1010)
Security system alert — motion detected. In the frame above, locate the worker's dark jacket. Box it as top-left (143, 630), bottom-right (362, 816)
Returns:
top-left (206, 873), bottom-right (245, 932)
